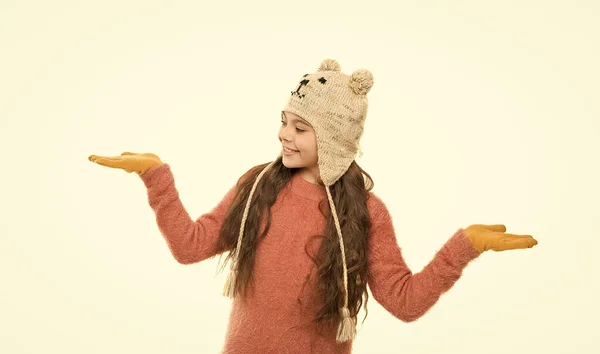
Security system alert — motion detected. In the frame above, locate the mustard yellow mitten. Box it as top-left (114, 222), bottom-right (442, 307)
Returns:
top-left (88, 152), bottom-right (163, 176)
top-left (463, 224), bottom-right (538, 253)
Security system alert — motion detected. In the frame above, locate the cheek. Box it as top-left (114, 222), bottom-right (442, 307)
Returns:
top-left (297, 136), bottom-right (318, 158)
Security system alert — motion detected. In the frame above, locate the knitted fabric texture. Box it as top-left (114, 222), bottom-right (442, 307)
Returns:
top-left (140, 164), bottom-right (481, 353)
top-left (283, 58), bottom-right (372, 186)
top-left (224, 59), bottom-right (375, 342)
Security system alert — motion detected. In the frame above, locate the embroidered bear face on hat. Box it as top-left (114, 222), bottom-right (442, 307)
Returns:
top-left (282, 59), bottom-right (374, 186)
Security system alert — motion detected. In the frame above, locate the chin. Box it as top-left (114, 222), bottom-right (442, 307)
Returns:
top-left (282, 156), bottom-right (303, 169)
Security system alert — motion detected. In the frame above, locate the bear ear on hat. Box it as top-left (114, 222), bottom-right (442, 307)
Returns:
top-left (349, 69), bottom-right (374, 95)
top-left (318, 59), bottom-right (341, 72)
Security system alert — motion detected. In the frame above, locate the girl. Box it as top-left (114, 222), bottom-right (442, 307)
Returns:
top-left (88, 59), bottom-right (538, 354)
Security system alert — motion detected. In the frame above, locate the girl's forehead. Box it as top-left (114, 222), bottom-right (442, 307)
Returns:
top-left (282, 111), bottom-right (310, 125)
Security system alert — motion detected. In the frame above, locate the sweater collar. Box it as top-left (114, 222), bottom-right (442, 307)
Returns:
top-left (288, 171), bottom-right (327, 201)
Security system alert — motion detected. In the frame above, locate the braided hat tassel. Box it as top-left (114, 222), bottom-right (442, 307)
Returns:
top-left (223, 158), bottom-right (277, 298)
top-left (326, 186), bottom-right (356, 343)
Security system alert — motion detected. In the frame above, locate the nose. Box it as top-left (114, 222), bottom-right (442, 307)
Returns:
top-left (279, 124), bottom-right (292, 142)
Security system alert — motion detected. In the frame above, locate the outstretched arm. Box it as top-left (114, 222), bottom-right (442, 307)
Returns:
top-left (366, 194), bottom-right (481, 322)
top-left (88, 152), bottom-right (242, 264)
top-left (140, 164), bottom-right (237, 264)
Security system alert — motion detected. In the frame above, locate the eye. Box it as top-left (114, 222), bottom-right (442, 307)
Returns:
top-left (281, 118), bottom-right (305, 132)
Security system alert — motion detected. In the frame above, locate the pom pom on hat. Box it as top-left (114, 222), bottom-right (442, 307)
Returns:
top-left (349, 69), bottom-right (374, 95)
top-left (318, 58), bottom-right (341, 72)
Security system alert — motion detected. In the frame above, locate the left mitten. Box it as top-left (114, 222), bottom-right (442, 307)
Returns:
top-left (463, 224), bottom-right (538, 253)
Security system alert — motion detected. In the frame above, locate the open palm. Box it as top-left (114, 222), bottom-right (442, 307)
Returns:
top-left (464, 224), bottom-right (538, 253)
top-left (88, 152), bottom-right (163, 176)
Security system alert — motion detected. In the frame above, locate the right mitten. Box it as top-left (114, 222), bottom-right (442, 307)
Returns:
top-left (88, 151), bottom-right (164, 176)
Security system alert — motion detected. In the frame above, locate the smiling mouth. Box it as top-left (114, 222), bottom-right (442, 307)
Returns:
top-left (283, 147), bottom-right (299, 153)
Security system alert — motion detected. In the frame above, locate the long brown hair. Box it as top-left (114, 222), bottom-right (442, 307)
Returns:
top-left (215, 155), bottom-right (374, 331)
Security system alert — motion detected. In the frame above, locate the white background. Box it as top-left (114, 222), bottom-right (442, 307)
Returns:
top-left (1, 0), bottom-right (598, 353)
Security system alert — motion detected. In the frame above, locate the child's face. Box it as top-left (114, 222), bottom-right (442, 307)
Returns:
top-left (278, 111), bottom-right (318, 173)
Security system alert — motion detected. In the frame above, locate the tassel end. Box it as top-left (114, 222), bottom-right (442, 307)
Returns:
top-left (222, 271), bottom-right (236, 298)
top-left (336, 307), bottom-right (356, 343)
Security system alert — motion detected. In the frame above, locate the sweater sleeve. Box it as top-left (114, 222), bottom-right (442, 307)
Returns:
top-left (139, 163), bottom-right (238, 265)
top-left (366, 193), bottom-right (481, 322)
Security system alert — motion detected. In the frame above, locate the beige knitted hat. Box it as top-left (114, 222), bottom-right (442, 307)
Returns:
top-left (223, 59), bottom-right (374, 343)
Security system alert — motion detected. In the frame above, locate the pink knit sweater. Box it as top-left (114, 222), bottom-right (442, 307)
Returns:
top-left (140, 164), bottom-right (481, 353)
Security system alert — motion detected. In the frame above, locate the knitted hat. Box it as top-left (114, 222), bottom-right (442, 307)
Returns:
top-left (223, 59), bottom-right (374, 343)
